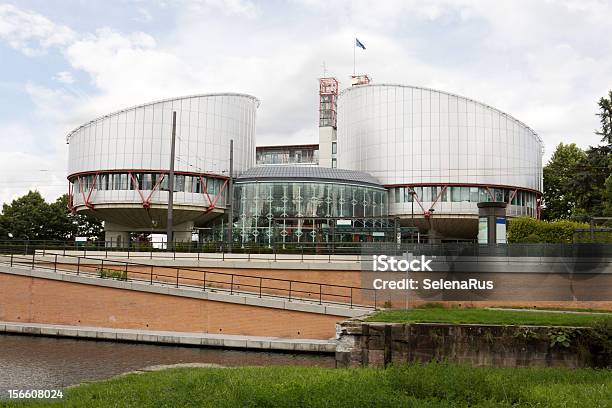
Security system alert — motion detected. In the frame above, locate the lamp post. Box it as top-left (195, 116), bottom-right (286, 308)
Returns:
top-left (227, 139), bottom-right (234, 252)
top-left (409, 189), bottom-right (416, 243)
top-left (166, 111), bottom-right (177, 251)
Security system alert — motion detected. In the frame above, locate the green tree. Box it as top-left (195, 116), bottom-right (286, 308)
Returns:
top-left (0, 191), bottom-right (54, 240)
top-left (543, 91), bottom-right (612, 221)
top-left (542, 143), bottom-right (587, 220)
top-left (596, 90), bottom-right (612, 145)
top-left (0, 191), bottom-right (103, 241)
top-left (604, 175), bottom-right (612, 217)
top-left (53, 194), bottom-right (103, 239)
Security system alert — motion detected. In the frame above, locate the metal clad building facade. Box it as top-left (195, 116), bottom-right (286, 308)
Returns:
top-left (67, 93), bottom-right (258, 242)
top-left (337, 84), bottom-right (544, 238)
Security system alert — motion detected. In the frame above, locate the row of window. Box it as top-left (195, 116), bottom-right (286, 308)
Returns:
top-left (256, 149), bottom-right (319, 165)
top-left (235, 182), bottom-right (388, 220)
top-left (71, 173), bottom-right (227, 195)
top-left (390, 186), bottom-right (537, 208)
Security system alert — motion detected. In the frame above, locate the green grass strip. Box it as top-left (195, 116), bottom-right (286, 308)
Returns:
top-left (367, 307), bottom-right (611, 327)
top-left (4, 363), bottom-right (610, 407)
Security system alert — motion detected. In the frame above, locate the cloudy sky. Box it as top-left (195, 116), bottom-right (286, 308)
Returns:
top-left (0, 0), bottom-right (610, 206)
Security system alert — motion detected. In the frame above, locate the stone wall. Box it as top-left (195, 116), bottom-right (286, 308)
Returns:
top-left (336, 320), bottom-right (608, 368)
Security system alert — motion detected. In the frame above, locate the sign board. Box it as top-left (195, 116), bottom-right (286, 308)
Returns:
top-left (372, 232), bottom-right (385, 237)
top-left (336, 219), bottom-right (352, 227)
top-left (75, 236), bottom-right (87, 247)
top-left (496, 217), bottom-right (507, 244)
top-left (478, 217), bottom-right (488, 243)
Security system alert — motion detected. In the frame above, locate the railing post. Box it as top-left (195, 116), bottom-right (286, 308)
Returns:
top-left (374, 290), bottom-right (377, 310)
top-left (10, 253), bottom-right (13, 267)
top-left (203, 271), bottom-right (207, 291)
top-left (31, 251), bottom-right (35, 269)
top-left (176, 268), bottom-right (179, 287)
top-left (350, 287), bottom-right (353, 309)
top-left (259, 277), bottom-right (262, 298)
top-left (124, 263), bottom-right (128, 281)
top-left (319, 284), bottom-right (322, 305)
top-left (77, 257), bottom-right (80, 275)
top-left (288, 281), bottom-right (292, 302)
top-left (100, 259), bottom-right (104, 274)
top-left (150, 265), bottom-right (154, 284)
top-left (230, 275), bottom-right (234, 295)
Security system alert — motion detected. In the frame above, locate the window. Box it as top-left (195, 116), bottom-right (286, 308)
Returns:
top-left (332, 142), bottom-right (337, 154)
top-left (451, 186), bottom-right (461, 202)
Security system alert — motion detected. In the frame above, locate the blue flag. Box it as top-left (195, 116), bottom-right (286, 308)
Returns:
top-left (355, 38), bottom-right (366, 50)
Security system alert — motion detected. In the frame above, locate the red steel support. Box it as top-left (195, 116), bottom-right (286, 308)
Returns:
top-left (508, 189), bottom-right (518, 205)
top-left (202, 179), bottom-right (229, 215)
top-left (77, 173), bottom-right (97, 209)
top-left (128, 172), bottom-right (147, 204)
top-left (143, 174), bottom-right (165, 208)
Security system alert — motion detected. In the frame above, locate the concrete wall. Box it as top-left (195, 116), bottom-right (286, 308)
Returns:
top-left (0, 272), bottom-right (343, 340)
top-left (38, 252), bottom-right (612, 310)
top-left (336, 321), bottom-right (608, 368)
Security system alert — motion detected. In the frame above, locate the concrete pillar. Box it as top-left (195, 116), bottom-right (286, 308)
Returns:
top-left (477, 202), bottom-right (507, 244)
top-left (318, 126), bottom-right (336, 168)
top-left (172, 221), bottom-right (194, 245)
top-left (104, 222), bottom-right (130, 248)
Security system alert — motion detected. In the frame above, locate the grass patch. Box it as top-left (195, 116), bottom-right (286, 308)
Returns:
top-left (97, 267), bottom-right (127, 281)
top-left (4, 363), bottom-right (610, 407)
top-left (368, 307), bottom-right (611, 327)
top-left (490, 305), bottom-right (612, 313)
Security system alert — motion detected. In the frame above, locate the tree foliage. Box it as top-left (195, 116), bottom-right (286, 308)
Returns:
top-left (542, 91), bottom-right (612, 221)
top-left (542, 143), bottom-right (586, 220)
top-left (596, 90), bottom-right (612, 145)
top-left (0, 191), bottom-right (103, 241)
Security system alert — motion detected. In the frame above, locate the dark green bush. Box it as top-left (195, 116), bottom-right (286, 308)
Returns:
top-left (507, 217), bottom-right (589, 243)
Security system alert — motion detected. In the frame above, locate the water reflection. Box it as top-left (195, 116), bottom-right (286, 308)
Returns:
top-left (0, 334), bottom-right (334, 390)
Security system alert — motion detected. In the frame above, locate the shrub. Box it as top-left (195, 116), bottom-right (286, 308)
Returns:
top-left (507, 217), bottom-right (589, 243)
top-left (98, 267), bottom-right (127, 281)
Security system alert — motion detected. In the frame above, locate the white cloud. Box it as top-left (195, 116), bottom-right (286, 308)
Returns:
top-left (0, 0), bottom-right (611, 205)
top-left (53, 71), bottom-right (75, 84)
top-left (0, 3), bottom-right (75, 56)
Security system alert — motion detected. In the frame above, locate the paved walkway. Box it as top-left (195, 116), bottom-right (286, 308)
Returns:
top-left (0, 321), bottom-right (337, 353)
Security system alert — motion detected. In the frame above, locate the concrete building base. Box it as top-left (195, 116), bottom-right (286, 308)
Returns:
top-left (104, 222), bottom-right (130, 248)
top-left (103, 221), bottom-right (195, 248)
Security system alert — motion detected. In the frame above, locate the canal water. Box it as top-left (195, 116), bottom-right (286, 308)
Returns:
top-left (0, 334), bottom-right (334, 391)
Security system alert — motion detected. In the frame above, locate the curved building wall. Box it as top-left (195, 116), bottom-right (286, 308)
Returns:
top-left (234, 180), bottom-right (389, 246)
top-left (337, 84), bottom-right (543, 231)
top-left (67, 93), bottom-right (258, 235)
top-left (68, 93), bottom-right (258, 178)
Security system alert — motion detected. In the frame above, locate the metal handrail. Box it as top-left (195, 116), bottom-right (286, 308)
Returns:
top-left (0, 252), bottom-right (377, 310)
